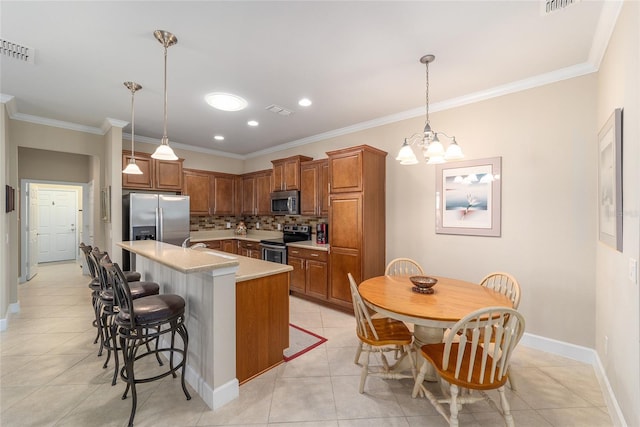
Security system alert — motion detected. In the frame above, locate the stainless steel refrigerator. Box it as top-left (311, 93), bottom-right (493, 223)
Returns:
top-left (122, 193), bottom-right (190, 270)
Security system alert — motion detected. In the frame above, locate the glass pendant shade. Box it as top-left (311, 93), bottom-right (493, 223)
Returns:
top-left (396, 143), bottom-right (418, 164)
top-left (122, 81), bottom-right (143, 175)
top-left (445, 140), bottom-right (464, 160)
top-left (152, 139), bottom-right (179, 160)
top-left (426, 155), bottom-right (445, 165)
top-left (151, 30), bottom-right (178, 162)
top-left (123, 158), bottom-right (143, 175)
top-left (425, 136), bottom-right (445, 158)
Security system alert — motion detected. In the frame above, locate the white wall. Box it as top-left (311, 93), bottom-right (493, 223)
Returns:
top-left (595, 1), bottom-right (640, 425)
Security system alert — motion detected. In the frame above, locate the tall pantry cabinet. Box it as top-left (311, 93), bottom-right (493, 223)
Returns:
top-left (327, 145), bottom-right (387, 310)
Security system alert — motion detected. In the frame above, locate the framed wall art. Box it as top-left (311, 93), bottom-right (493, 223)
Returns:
top-left (598, 108), bottom-right (623, 251)
top-left (435, 157), bottom-right (502, 237)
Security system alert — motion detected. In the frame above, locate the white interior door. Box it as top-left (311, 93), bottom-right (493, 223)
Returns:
top-left (38, 189), bottom-right (77, 263)
top-left (27, 184), bottom-right (39, 280)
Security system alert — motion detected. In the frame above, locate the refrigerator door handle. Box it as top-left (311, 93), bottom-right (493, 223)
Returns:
top-left (156, 207), bottom-right (163, 242)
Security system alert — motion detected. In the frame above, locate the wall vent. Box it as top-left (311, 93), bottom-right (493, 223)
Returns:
top-left (265, 104), bottom-right (293, 116)
top-left (541, 0), bottom-right (581, 15)
top-left (1, 38), bottom-right (35, 64)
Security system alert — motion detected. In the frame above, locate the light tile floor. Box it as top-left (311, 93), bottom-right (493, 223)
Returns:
top-left (1, 261), bottom-right (613, 426)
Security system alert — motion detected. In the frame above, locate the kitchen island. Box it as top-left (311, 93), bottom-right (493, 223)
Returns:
top-left (117, 240), bottom-right (292, 411)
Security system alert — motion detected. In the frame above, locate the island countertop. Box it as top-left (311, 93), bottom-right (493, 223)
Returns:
top-left (118, 240), bottom-right (292, 281)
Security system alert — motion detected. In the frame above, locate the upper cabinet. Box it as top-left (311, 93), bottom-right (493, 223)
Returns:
top-left (300, 159), bottom-right (329, 217)
top-left (183, 169), bottom-right (211, 215)
top-left (122, 150), bottom-right (183, 191)
top-left (271, 155), bottom-right (313, 192)
top-left (211, 172), bottom-right (237, 215)
top-left (241, 170), bottom-right (272, 215)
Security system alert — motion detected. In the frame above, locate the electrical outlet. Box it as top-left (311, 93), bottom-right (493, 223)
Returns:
top-left (256, 222), bottom-right (260, 229)
top-left (277, 223), bottom-right (282, 231)
top-left (226, 222), bottom-right (231, 229)
top-left (629, 258), bottom-right (638, 285)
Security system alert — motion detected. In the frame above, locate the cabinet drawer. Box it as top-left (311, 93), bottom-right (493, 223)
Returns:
top-left (287, 247), bottom-right (328, 262)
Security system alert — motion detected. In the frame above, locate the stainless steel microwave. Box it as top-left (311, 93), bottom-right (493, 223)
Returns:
top-left (270, 190), bottom-right (300, 215)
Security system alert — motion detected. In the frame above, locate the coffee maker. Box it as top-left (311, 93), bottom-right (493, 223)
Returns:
top-left (316, 223), bottom-right (328, 244)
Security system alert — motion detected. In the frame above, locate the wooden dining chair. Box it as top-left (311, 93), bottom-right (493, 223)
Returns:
top-left (412, 306), bottom-right (525, 427)
top-left (348, 273), bottom-right (416, 393)
top-left (479, 272), bottom-right (521, 309)
top-left (384, 258), bottom-right (425, 276)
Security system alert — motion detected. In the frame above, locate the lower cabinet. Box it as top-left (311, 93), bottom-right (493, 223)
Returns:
top-left (288, 247), bottom-right (328, 300)
top-left (221, 239), bottom-right (236, 254)
top-left (239, 240), bottom-right (262, 259)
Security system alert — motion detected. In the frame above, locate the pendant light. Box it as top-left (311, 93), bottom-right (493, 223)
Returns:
top-left (151, 30), bottom-right (179, 161)
top-left (122, 81), bottom-right (144, 175)
top-left (396, 54), bottom-right (464, 165)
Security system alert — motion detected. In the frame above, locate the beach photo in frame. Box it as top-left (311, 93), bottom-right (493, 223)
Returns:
top-left (598, 108), bottom-right (622, 251)
top-left (435, 157), bottom-right (501, 236)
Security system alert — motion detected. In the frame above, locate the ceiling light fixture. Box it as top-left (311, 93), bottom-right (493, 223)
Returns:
top-left (122, 81), bottom-right (143, 175)
top-left (205, 92), bottom-right (248, 111)
top-left (214, 135), bottom-right (224, 141)
top-left (247, 120), bottom-right (259, 127)
top-left (151, 30), bottom-right (179, 161)
top-left (298, 98), bottom-right (312, 107)
top-left (396, 54), bottom-right (463, 165)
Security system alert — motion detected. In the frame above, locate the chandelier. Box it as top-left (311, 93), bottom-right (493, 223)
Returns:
top-left (151, 30), bottom-right (179, 161)
top-left (122, 81), bottom-right (143, 175)
top-left (396, 54), bottom-right (463, 165)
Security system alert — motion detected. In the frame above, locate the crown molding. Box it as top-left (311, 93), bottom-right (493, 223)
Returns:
top-left (103, 117), bottom-right (128, 131)
top-left (1, 59), bottom-right (603, 159)
top-left (588, 0), bottom-right (623, 68)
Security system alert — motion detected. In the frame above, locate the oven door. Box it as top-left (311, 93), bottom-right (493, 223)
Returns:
top-left (261, 243), bottom-right (287, 264)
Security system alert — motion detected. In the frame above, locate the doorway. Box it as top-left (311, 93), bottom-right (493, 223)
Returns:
top-left (20, 180), bottom-right (93, 282)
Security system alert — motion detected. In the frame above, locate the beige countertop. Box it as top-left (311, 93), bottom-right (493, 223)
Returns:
top-left (189, 230), bottom-right (330, 251)
top-left (286, 240), bottom-right (330, 251)
top-left (189, 230), bottom-right (282, 243)
top-left (118, 240), bottom-right (292, 281)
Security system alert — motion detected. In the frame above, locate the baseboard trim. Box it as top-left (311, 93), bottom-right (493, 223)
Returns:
top-left (521, 332), bottom-right (627, 426)
top-left (0, 301), bottom-right (21, 332)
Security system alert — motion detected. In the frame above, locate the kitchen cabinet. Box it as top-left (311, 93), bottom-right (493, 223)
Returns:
top-left (271, 155), bottom-right (313, 192)
top-left (211, 173), bottom-right (236, 215)
top-left (239, 240), bottom-right (262, 259)
top-left (327, 145), bottom-right (386, 310)
top-left (241, 170), bottom-right (272, 215)
top-left (122, 150), bottom-right (183, 191)
top-left (182, 169), bottom-right (211, 215)
top-left (300, 159), bottom-right (329, 217)
top-left (221, 239), bottom-right (237, 254)
top-left (288, 247), bottom-right (328, 300)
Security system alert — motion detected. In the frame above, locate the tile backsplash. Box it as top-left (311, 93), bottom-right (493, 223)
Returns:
top-left (191, 215), bottom-right (328, 235)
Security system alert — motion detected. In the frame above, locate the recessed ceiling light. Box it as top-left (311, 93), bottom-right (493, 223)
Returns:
top-left (214, 135), bottom-right (224, 141)
top-left (247, 120), bottom-right (259, 127)
top-left (298, 98), bottom-right (312, 107)
top-left (205, 92), bottom-right (248, 111)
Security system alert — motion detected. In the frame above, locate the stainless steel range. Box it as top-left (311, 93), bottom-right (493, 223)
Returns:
top-left (260, 225), bottom-right (311, 264)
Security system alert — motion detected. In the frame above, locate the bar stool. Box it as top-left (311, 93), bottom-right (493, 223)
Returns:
top-left (80, 243), bottom-right (142, 350)
top-left (92, 248), bottom-right (160, 385)
top-left (103, 260), bottom-right (190, 427)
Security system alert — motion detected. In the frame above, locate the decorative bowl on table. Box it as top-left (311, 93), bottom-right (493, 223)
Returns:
top-left (410, 276), bottom-right (437, 294)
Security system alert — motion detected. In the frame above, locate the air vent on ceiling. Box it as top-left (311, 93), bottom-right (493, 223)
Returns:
top-left (541, 0), bottom-right (581, 15)
top-left (1, 38), bottom-right (35, 64)
top-left (265, 104), bottom-right (293, 116)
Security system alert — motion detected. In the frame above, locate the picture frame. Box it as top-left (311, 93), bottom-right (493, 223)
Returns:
top-left (598, 108), bottom-right (623, 251)
top-left (435, 157), bottom-right (502, 237)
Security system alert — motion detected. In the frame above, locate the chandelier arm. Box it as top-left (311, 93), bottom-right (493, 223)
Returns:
top-left (434, 131), bottom-right (457, 141)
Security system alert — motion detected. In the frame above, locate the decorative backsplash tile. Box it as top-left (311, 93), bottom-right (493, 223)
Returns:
top-left (190, 215), bottom-right (328, 235)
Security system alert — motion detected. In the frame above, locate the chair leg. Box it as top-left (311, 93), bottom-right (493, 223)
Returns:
top-left (498, 385), bottom-right (515, 427)
top-left (507, 372), bottom-right (517, 391)
top-left (178, 322), bottom-right (191, 400)
top-left (354, 341), bottom-right (363, 365)
top-left (412, 359), bottom-right (427, 398)
top-left (449, 384), bottom-right (460, 427)
top-left (359, 345), bottom-right (370, 393)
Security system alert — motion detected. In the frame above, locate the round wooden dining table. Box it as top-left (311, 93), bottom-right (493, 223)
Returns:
top-left (358, 274), bottom-right (513, 347)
